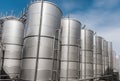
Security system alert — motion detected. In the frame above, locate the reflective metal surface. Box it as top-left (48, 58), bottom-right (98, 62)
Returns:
top-left (0, 45), bottom-right (2, 71)
top-left (0, 23), bottom-right (2, 41)
top-left (60, 18), bottom-right (81, 81)
top-left (102, 39), bottom-right (109, 75)
top-left (0, 23), bottom-right (2, 72)
top-left (21, 1), bottom-right (62, 81)
top-left (93, 36), bottom-right (102, 77)
top-left (108, 42), bottom-right (113, 71)
top-left (2, 19), bottom-right (24, 78)
top-left (81, 29), bottom-right (94, 80)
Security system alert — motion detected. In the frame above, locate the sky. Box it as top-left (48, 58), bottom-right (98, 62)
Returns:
top-left (0, 0), bottom-right (120, 55)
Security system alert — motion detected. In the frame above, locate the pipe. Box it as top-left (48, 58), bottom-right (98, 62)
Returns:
top-left (78, 75), bottom-right (112, 81)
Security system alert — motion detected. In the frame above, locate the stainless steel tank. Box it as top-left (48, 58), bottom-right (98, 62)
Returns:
top-left (108, 42), bottom-right (113, 72)
top-left (112, 51), bottom-right (117, 72)
top-left (21, 1), bottom-right (62, 81)
top-left (0, 22), bottom-right (2, 72)
top-left (93, 36), bottom-right (102, 77)
top-left (60, 18), bottom-right (81, 81)
top-left (102, 39), bottom-right (109, 75)
top-left (102, 39), bottom-right (105, 75)
top-left (0, 22), bottom-right (2, 41)
top-left (2, 18), bottom-right (24, 79)
top-left (81, 29), bottom-right (94, 80)
top-left (0, 44), bottom-right (2, 72)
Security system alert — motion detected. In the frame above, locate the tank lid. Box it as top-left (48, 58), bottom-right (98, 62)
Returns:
top-left (62, 17), bottom-right (81, 24)
top-left (96, 36), bottom-right (103, 39)
top-left (81, 28), bottom-right (94, 33)
top-left (29, 1), bottom-right (63, 15)
top-left (0, 16), bottom-right (18, 23)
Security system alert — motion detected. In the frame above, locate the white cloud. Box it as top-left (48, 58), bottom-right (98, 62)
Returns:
top-left (61, 1), bottom-right (76, 11)
top-left (60, 0), bottom-right (120, 55)
top-left (70, 8), bottom-right (120, 55)
top-left (98, 27), bottom-right (120, 55)
top-left (93, 0), bottom-right (120, 8)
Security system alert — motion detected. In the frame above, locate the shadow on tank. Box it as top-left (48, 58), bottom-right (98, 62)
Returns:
top-left (99, 68), bottom-right (116, 81)
top-left (0, 68), bottom-right (12, 81)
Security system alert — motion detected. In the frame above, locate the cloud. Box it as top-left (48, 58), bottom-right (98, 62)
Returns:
top-left (93, 0), bottom-right (120, 9)
top-left (69, 4), bottom-right (120, 55)
top-left (98, 27), bottom-right (120, 54)
top-left (59, 0), bottom-right (120, 55)
top-left (61, 1), bottom-right (77, 11)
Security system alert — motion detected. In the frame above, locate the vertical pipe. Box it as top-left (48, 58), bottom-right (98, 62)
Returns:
top-left (84, 29), bottom-right (86, 81)
top-left (66, 16), bottom-right (70, 81)
top-left (34, 0), bottom-right (43, 81)
top-left (77, 39), bottom-right (81, 79)
top-left (57, 29), bottom-right (61, 81)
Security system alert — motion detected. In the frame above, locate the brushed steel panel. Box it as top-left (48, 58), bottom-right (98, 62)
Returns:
top-left (60, 78), bottom-right (77, 81)
top-left (0, 47), bottom-right (3, 71)
top-left (4, 45), bottom-right (22, 59)
top-left (2, 20), bottom-right (24, 45)
top-left (60, 18), bottom-right (81, 81)
top-left (81, 29), bottom-right (94, 79)
top-left (81, 29), bottom-right (94, 51)
top-left (81, 51), bottom-right (93, 63)
top-left (22, 1), bottom-right (62, 81)
top-left (26, 1), bottom-right (62, 37)
top-left (21, 59), bottom-right (57, 80)
top-left (3, 59), bottom-right (21, 78)
top-left (61, 46), bottom-right (79, 61)
top-left (108, 42), bottom-right (113, 69)
top-left (81, 63), bottom-right (93, 76)
top-left (23, 37), bottom-right (57, 59)
top-left (60, 61), bottom-right (78, 78)
top-left (61, 18), bottom-right (81, 45)
top-left (2, 19), bottom-right (24, 79)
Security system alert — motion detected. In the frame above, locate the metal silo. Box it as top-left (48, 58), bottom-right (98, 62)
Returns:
top-left (21, 1), bottom-right (62, 81)
top-left (60, 18), bottom-right (81, 81)
top-left (81, 29), bottom-right (94, 80)
top-left (108, 42), bottom-right (113, 73)
top-left (102, 40), bottom-right (109, 75)
top-left (0, 22), bottom-right (2, 72)
top-left (93, 36), bottom-right (102, 77)
top-left (1, 18), bottom-right (24, 79)
top-left (0, 21), bottom-right (2, 41)
top-left (0, 44), bottom-right (2, 73)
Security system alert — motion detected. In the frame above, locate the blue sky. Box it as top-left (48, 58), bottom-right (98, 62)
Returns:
top-left (0, 0), bottom-right (120, 55)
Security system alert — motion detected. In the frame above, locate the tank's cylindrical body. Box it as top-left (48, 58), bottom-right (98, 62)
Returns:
top-left (93, 36), bottom-right (102, 77)
top-left (21, 1), bottom-right (62, 81)
top-left (60, 18), bottom-right (81, 81)
top-left (0, 22), bottom-right (2, 41)
top-left (108, 42), bottom-right (113, 72)
top-left (81, 29), bottom-right (94, 80)
top-left (2, 19), bottom-right (24, 78)
top-left (0, 22), bottom-right (2, 72)
top-left (112, 51), bottom-right (117, 72)
top-left (102, 40), bottom-right (109, 75)
top-left (0, 46), bottom-right (2, 72)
